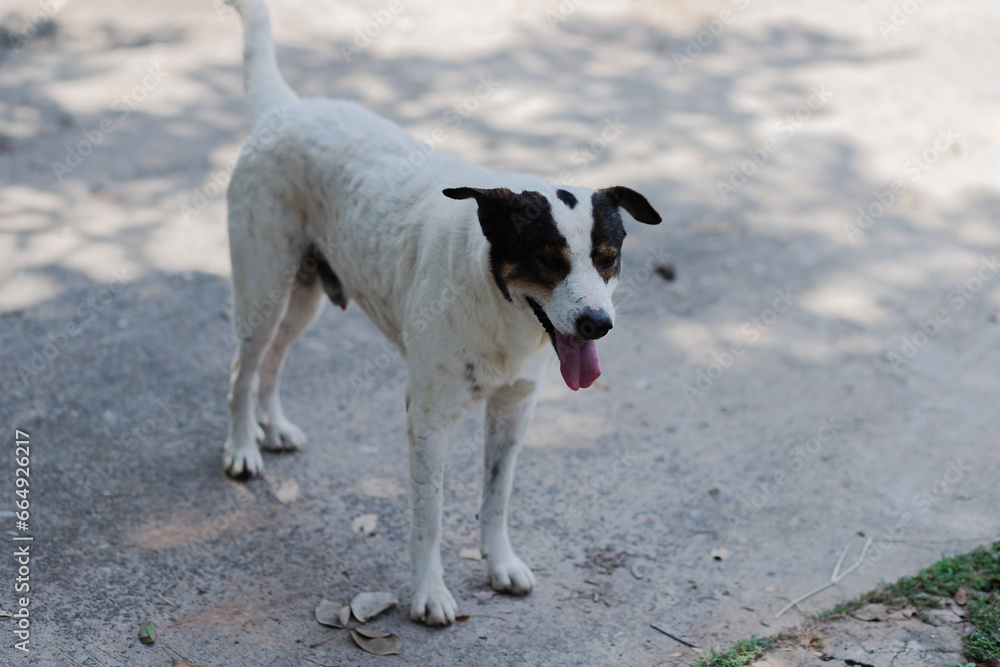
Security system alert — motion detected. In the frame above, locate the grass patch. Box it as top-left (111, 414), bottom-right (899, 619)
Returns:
top-left (691, 636), bottom-right (775, 667)
top-left (689, 542), bottom-right (999, 665)
top-left (819, 541), bottom-right (1000, 662)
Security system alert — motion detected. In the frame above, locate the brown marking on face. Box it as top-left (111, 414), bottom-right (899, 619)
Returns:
top-left (443, 187), bottom-right (571, 301)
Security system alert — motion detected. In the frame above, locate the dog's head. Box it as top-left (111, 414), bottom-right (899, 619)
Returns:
top-left (442, 185), bottom-right (660, 391)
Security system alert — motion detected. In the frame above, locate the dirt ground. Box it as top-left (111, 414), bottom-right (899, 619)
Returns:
top-left (2, 0), bottom-right (1000, 665)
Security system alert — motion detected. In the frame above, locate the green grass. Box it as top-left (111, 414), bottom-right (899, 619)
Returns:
top-left (691, 636), bottom-right (775, 667)
top-left (701, 542), bottom-right (1000, 666)
top-left (821, 540), bottom-right (1000, 662)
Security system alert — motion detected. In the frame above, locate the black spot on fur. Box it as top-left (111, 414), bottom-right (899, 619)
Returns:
top-left (490, 461), bottom-right (500, 483)
top-left (443, 187), bottom-right (569, 301)
top-left (556, 189), bottom-right (577, 209)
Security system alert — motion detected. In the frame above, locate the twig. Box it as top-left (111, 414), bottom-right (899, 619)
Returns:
top-left (775, 537), bottom-right (872, 618)
top-left (309, 629), bottom-right (347, 649)
top-left (650, 622), bottom-right (699, 648)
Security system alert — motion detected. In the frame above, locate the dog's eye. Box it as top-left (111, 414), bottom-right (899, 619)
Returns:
top-left (598, 253), bottom-right (618, 271)
top-left (537, 254), bottom-right (566, 273)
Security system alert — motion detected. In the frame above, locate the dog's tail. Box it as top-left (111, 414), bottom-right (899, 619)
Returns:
top-left (226, 0), bottom-right (298, 124)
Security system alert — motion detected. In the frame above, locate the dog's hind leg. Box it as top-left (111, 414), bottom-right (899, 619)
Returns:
top-left (256, 264), bottom-right (326, 452)
top-left (224, 195), bottom-right (300, 478)
top-left (480, 379), bottom-right (540, 595)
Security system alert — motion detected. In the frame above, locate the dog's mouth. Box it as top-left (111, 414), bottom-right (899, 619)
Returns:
top-left (525, 297), bottom-right (601, 392)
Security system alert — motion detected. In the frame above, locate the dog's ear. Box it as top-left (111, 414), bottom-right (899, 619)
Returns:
top-left (443, 187), bottom-right (539, 240)
top-left (599, 186), bottom-right (661, 225)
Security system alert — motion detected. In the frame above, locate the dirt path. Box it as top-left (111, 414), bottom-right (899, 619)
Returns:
top-left (2, 0), bottom-right (999, 665)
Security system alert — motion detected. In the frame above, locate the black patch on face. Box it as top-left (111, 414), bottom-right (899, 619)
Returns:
top-left (443, 187), bottom-right (570, 301)
top-left (556, 189), bottom-right (578, 209)
top-left (589, 192), bottom-right (627, 282)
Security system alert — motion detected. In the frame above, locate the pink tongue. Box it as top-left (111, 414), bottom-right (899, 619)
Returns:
top-left (554, 331), bottom-right (601, 391)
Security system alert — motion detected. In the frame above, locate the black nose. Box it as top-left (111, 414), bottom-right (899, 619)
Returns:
top-left (576, 309), bottom-right (613, 340)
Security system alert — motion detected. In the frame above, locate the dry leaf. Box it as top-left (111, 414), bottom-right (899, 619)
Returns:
top-left (954, 587), bottom-right (968, 605)
top-left (456, 614), bottom-right (471, 622)
top-left (315, 599), bottom-right (346, 628)
top-left (137, 622), bottom-right (155, 645)
top-left (267, 476), bottom-right (300, 503)
top-left (710, 548), bottom-right (730, 561)
top-left (459, 548), bottom-right (482, 560)
top-left (350, 628), bottom-right (402, 656)
top-left (471, 591), bottom-right (495, 602)
top-left (339, 605), bottom-right (351, 628)
top-left (351, 591), bottom-right (397, 622)
top-left (765, 585), bottom-right (780, 593)
top-left (173, 662), bottom-right (207, 667)
top-left (352, 514), bottom-right (378, 535)
top-left (669, 652), bottom-right (682, 658)
top-left (500, 609), bottom-right (513, 613)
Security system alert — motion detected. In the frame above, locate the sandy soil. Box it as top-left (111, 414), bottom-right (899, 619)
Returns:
top-left (1, 0), bottom-right (999, 665)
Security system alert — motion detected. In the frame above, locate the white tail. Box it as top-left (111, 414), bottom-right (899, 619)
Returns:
top-left (226, 0), bottom-right (298, 124)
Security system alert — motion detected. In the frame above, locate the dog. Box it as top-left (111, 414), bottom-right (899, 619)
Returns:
top-left (222, 0), bottom-right (661, 625)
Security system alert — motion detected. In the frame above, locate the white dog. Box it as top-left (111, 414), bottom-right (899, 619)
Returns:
top-left (222, 0), bottom-right (661, 625)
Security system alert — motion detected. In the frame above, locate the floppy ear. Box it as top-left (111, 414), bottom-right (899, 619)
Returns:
top-left (600, 186), bottom-right (661, 224)
top-left (443, 187), bottom-right (542, 240)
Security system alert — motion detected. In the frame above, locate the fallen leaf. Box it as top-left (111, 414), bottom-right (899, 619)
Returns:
top-left (954, 587), bottom-right (968, 605)
top-left (351, 591), bottom-right (397, 622)
top-left (316, 599), bottom-right (348, 628)
top-left (339, 605), bottom-right (351, 628)
top-left (137, 622), bottom-right (155, 645)
top-left (765, 585), bottom-right (780, 593)
top-left (669, 652), bottom-right (682, 658)
top-left (459, 548), bottom-right (482, 560)
top-left (710, 548), bottom-right (730, 561)
top-left (456, 614), bottom-right (471, 622)
top-left (500, 609), bottom-right (513, 613)
top-left (352, 513), bottom-right (378, 535)
top-left (593, 379), bottom-right (610, 390)
top-left (350, 628), bottom-right (402, 656)
top-left (173, 662), bottom-right (207, 667)
top-left (267, 476), bottom-right (300, 503)
top-left (471, 591), bottom-right (495, 602)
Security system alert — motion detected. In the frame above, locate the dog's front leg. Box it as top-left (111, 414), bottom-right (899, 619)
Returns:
top-left (406, 385), bottom-right (464, 626)
top-left (480, 379), bottom-right (539, 595)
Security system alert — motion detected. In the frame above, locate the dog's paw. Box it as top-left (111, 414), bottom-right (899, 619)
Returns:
top-left (260, 418), bottom-right (306, 452)
top-left (410, 577), bottom-right (458, 626)
top-left (224, 445), bottom-right (263, 479)
top-left (253, 422), bottom-right (266, 443)
top-left (487, 553), bottom-right (536, 596)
